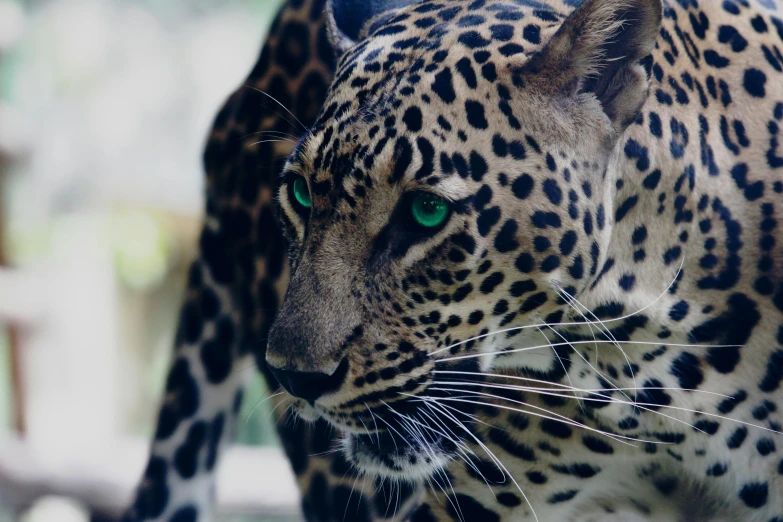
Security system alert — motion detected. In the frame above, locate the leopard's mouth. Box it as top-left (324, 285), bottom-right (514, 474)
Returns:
top-left (289, 362), bottom-right (485, 479)
top-left (289, 396), bottom-right (462, 479)
top-left (342, 425), bottom-right (457, 480)
top-left (336, 390), bottom-right (483, 480)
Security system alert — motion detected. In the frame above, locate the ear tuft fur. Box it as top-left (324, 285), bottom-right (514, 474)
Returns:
top-left (524, 0), bottom-right (663, 131)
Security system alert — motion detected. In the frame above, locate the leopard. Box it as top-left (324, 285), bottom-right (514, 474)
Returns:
top-left (123, 0), bottom-right (783, 521)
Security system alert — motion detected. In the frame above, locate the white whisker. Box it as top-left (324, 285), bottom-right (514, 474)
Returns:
top-left (429, 258), bottom-right (686, 357)
top-left (428, 380), bottom-right (725, 435)
top-left (432, 370), bottom-right (734, 398)
top-left (432, 374), bottom-right (734, 398)
top-left (372, 411), bottom-right (402, 453)
top-left (435, 339), bottom-right (740, 363)
top-left (544, 314), bottom-right (636, 406)
top-left (244, 390), bottom-right (284, 425)
top-left (393, 478), bottom-right (401, 521)
top-left (248, 138), bottom-right (297, 147)
top-left (534, 324), bottom-right (585, 415)
top-left (241, 130), bottom-right (301, 140)
top-left (421, 398), bottom-right (539, 522)
top-left (420, 389), bottom-right (662, 446)
top-left (342, 470), bottom-right (360, 522)
top-left (309, 447), bottom-right (342, 458)
top-left (244, 85), bottom-right (308, 132)
top-left (356, 413), bottom-right (374, 445)
top-left (553, 285), bottom-right (638, 406)
top-left (365, 402), bottom-right (381, 450)
top-left (387, 403), bottom-right (463, 522)
top-left (418, 408), bottom-right (503, 498)
top-left (426, 383), bottom-right (781, 441)
top-left (265, 397), bottom-right (290, 425)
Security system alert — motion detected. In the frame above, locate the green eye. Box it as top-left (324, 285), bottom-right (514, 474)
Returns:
top-left (292, 177), bottom-right (311, 209)
top-left (411, 192), bottom-right (450, 228)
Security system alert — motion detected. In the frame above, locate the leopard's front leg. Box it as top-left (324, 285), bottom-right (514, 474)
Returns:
top-left (123, 207), bottom-right (266, 522)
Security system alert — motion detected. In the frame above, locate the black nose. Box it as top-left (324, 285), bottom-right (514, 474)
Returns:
top-left (268, 358), bottom-right (349, 403)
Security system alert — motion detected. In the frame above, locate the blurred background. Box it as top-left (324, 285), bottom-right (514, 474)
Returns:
top-left (0, 0), bottom-right (299, 520)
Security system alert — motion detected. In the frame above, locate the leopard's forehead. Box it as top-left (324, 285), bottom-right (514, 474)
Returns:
top-left (323, 0), bottom-right (569, 120)
top-left (288, 0), bottom-right (572, 197)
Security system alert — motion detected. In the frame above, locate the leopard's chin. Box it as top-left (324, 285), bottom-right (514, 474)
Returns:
top-left (287, 387), bottom-right (470, 480)
top-left (341, 429), bottom-right (456, 481)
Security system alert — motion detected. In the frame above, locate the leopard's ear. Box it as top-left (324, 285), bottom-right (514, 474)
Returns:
top-left (522, 0), bottom-right (662, 132)
top-left (326, 0), bottom-right (424, 57)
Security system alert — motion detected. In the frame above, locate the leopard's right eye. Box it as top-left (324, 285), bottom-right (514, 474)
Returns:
top-left (292, 177), bottom-right (311, 210)
top-left (285, 175), bottom-right (312, 221)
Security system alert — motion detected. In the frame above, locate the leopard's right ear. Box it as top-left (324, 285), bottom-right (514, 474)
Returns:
top-left (326, 0), bottom-right (424, 57)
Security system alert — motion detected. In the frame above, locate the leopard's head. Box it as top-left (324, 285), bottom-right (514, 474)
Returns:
top-left (266, 0), bottom-right (662, 480)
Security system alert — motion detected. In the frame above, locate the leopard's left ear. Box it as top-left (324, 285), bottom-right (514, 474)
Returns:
top-left (326, 0), bottom-right (424, 57)
top-left (522, 0), bottom-right (662, 132)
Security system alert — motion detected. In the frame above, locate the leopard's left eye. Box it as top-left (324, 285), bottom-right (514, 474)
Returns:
top-left (292, 177), bottom-right (311, 210)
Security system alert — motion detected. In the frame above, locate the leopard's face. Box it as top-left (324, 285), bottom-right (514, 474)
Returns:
top-left (265, 0), bottom-right (660, 480)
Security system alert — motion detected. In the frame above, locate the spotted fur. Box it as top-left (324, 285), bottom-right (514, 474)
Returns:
top-left (126, 0), bottom-right (783, 520)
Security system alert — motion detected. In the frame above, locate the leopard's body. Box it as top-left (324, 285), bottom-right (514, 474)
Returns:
top-left (125, 0), bottom-right (783, 521)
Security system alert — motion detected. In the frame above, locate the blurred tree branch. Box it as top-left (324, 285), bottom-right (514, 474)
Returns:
top-left (0, 150), bottom-right (27, 435)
